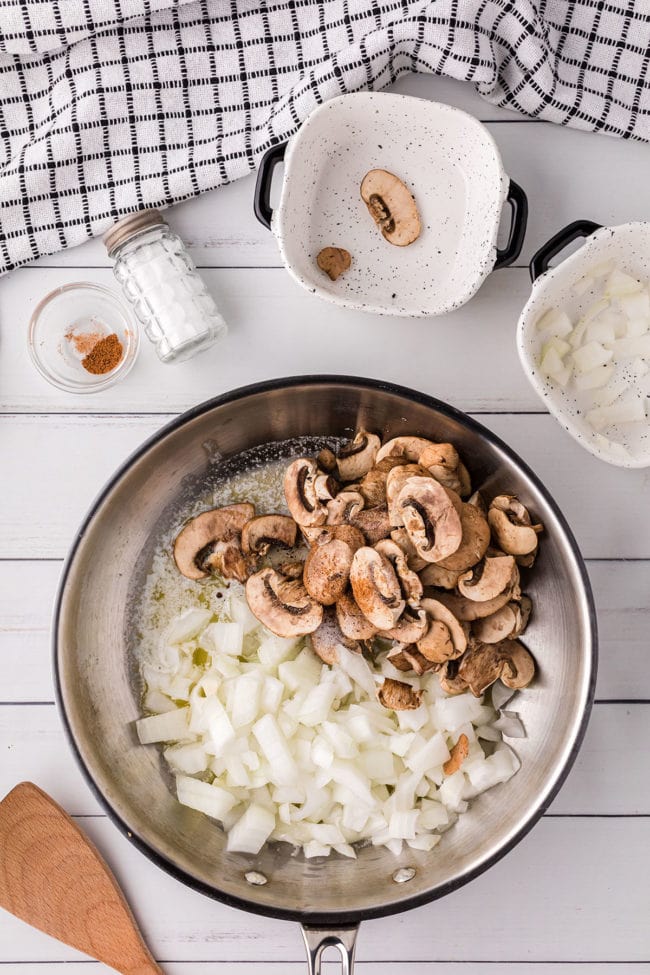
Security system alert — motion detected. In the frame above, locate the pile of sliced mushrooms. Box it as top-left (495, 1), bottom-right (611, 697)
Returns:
top-left (173, 432), bottom-right (543, 711)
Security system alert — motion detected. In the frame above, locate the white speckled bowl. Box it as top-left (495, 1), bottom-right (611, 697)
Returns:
top-left (518, 220), bottom-right (650, 469)
top-left (254, 93), bottom-right (526, 317)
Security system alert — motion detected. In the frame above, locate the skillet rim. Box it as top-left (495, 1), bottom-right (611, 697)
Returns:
top-left (53, 374), bottom-right (598, 925)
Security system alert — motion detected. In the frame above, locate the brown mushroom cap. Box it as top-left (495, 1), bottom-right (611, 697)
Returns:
top-left (317, 247), bottom-right (351, 281)
top-left (467, 489), bottom-right (487, 515)
top-left (418, 562), bottom-right (461, 589)
top-left (397, 476), bottom-right (463, 563)
top-left (300, 523), bottom-right (365, 550)
top-left (418, 442), bottom-right (460, 472)
top-left (303, 537), bottom-right (355, 606)
top-left (360, 170), bottom-right (421, 247)
top-left (458, 638), bottom-right (535, 696)
top-left (316, 447), bottom-right (337, 474)
top-left (241, 514), bottom-right (297, 556)
top-left (349, 546), bottom-right (405, 630)
top-left (336, 431), bottom-right (381, 482)
top-left (443, 733), bottom-right (469, 775)
top-left (436, 503), bottom-right (490, 572)
top-left (458, 555), bottom-right (517, 602)
top-left (377, 677), bottom-right (423, 710)
top-left (358, 456), bottom-right (404, 507)
top-left (326, 490), bottom-right (365, 525)
top-left (245, 567), bottom-right (323, 637)
top-left (488, 496), bottom-right (543, 557)
top-left (173, 502), bottom-right (255, 581)
top-left (284, 458), bottom-right (328, 527)
top-left (336, 590), bottom-right (379, 641)
top-left (438, 659), bottom-right (470, 696)
top-left (416, 619), bottom-right (454, 663)
top-left (201, 539), bottom-right (252, 583)
top-left (350, 506), bottom-right (392, 545)
top-left (472, 596), bottom-right (532, 644)
top-left (389, 527), bottom-right (428, 572)
top-left (310, 607), bottom-right (359, 665)
top-left (376, 436), bottom-right (436, 464)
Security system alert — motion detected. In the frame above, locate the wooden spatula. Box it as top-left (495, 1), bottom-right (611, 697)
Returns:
top-left (0, 781), bottom-right (162, 975)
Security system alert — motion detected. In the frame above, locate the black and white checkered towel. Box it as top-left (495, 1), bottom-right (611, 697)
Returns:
top-left (1, 1), bottom-right (649, 274)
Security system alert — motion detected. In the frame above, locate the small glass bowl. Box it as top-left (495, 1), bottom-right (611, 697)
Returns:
top-left (28, 282), bottom-right (139, 393)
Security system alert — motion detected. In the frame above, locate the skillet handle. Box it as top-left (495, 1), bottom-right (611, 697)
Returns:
top-left (529, 219), bottom-right (602, 281)
top-left (254, 142), bottom-right (287, 230)
top-left (301, 924), bottom-right (359, 975)
top-left (494, 180), bottom-right (528, 269)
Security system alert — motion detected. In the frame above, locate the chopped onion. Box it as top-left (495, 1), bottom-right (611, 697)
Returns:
top-left (605, 268), bottom-right (643, 296)
top-left (227, 803), bottom-right (275, 854)
top-left (536, 307), bottom-right (572, 336)
top-left (136, 707), bottom-right (190, 744)
top-left (573, 363), bottom-right (615, 391)
top-left (571, 341), bottom-right (613, 373)
top-left (540, 346), bottom-right (571, 387)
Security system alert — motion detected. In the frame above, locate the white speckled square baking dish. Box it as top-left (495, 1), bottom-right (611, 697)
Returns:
top-left (254, 92), bottom-right (527, 317)
top-left (518, 220), bottom-right (650, 469)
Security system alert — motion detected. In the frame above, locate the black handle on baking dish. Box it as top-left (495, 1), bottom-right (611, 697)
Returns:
top-left (493, 180), bottom-right (528, 269)
top-left (529, 219), bottom-right (602, 281)
top-left (254, 142), bottom-right (287, 230)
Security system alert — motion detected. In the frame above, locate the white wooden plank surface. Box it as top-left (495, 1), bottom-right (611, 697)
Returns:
top-left (1, 73), bottom-right (649, 972)
top-left (0, 703), bottom-right (645, 817)
top-left (1, 560), bottom-right (647, 702)
top-left (2, 414), bottom-right (648, 560)
top-left (1, 265), bottom-right (538, 414)
top-left (1, 816), bottom-right (648, 963)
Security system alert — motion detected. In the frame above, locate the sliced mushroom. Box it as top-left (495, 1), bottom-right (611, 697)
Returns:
top-left (472, 596), bottom-right (532, 644)
top-left (499, 639), bottom-right (536, 689)
top-left (374, 538), bottom-right (423, 607)
top-left (458, 555), bottom-right (517, 602)
top-left (303, 537), bottom-right (355, 606)
top-left (173, 502), bottom-right (255, 581)
top-left (241, 514), bottom-right (297, 556)
top-left (458, 639), bottom-right (535, 697)
top-left (418, 562), bottom-right (461, 589)
top-left (438, 659), bottom-right (469, 696)
top-left (317, 246), bottom-right (351, 281)
top-left (381, 606), bottom-right (428, 643)
top-left (337, 431), bottom-right (381, 482)
top-left (360, 170), bottom-right (421, 247)
top-left (389, 527), bottom-right (428, 572)
top-left (377, 677), bottom-right (423, 710)
top-left (278, 561), bottom-right (305, 580)
top-left (314, 473), bottom-right (339, 502)
top-left (358, 456), bottom-right (404, 506)
top-left (284, 458), bottom-right (328, 527)
top-left (326, 490), bottom-right (365, 525)
top-left (436, 503), bottom-right (490, 572)
top-left (418, 596), bottom-right (468, 662)
top-left (301, 523), bottom-right (365, 550)
top-left (349, 546), bottom-right (405, 630)
top-left (386, 463), bottom-right (433, 526)
top-left (443, 733), bottom-right (469, 775)
top-left (418, 442), bottom-right (460, 472)
top-left (433, 578), bottom-right (520, 621)
top-left (488, 496), bottom-right (543, 557)
top-left (336, 589), bottom-right (379, 641)
top-left (245, 567), bottom-right (323, 638)
top-left (467, 490), bottom-right (488, 515)
top-left (351, 506), bottom-right (392, 545)
top-left (397, 476), bottom-right (463, 563)
top-left (388, 644), bottom-right (435, 676)
top-left (310, 607), bottom-right (359, 665)
top-left (201, 539), bottom-right (252, 583)
top-left (376, 436), bottom-right (436, 464)
top-left (316, 447), bottom-right (337, 474)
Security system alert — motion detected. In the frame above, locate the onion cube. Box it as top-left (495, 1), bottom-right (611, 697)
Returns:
top-left (227, 803), bottom-right (275, 854)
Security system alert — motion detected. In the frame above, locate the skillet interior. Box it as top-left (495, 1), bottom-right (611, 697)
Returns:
top-left (54, 376), bottom-right (596, 923)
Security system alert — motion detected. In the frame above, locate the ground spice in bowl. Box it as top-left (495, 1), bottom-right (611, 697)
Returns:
top-left (80, 332), bottom-right (124, 374)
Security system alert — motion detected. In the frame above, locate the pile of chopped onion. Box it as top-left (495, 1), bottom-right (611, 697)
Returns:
top-left (136, 597), bottom-right (521, 859)
top-left (536, 261), bottom-right (650, 438)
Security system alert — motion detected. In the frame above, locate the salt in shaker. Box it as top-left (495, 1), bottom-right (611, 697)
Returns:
top-left (104, 209), bottom-right (227, 363)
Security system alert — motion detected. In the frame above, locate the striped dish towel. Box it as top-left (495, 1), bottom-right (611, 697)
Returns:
top-left (1, 0), bottom-right (649, 273)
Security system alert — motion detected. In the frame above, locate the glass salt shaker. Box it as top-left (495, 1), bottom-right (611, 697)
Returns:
top-left (103, 209), bottom-right (227, 363)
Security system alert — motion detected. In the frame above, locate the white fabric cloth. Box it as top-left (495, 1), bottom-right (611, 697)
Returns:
top-left (1, 1), bottom-right (649, 273)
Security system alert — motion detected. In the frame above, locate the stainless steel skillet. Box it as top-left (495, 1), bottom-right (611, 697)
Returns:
top-left (54, 376), bottom-right (597, 973)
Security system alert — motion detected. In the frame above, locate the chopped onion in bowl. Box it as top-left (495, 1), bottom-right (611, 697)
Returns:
top-left (136, 594), bottom-right (521, 859)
